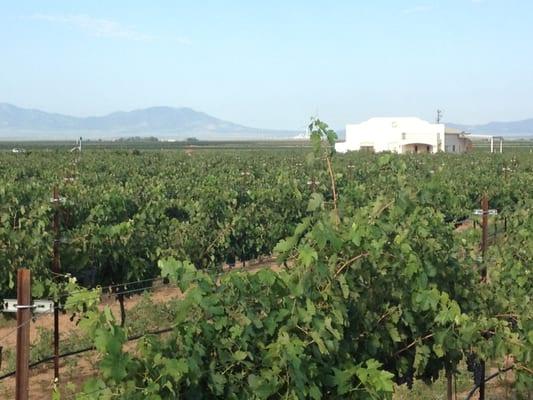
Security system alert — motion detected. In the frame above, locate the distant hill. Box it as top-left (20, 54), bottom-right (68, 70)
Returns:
top-left (2, 103), bottom-right (532, 140)
top-left (0, 103), bottom-right (297, 140)
top-left (448, 119), bottom-right (533, 137)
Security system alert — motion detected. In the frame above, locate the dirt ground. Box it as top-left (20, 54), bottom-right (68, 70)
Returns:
top-left (0, 284), bottom-right (187, 399)
top-left (455, 218), bottom-right (474, 232)
top-left (0, 259), bottom-right (280, 399)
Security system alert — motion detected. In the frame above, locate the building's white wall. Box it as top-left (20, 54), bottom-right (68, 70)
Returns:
top-left (335, 117), bottom-right (444, 154)
top-left (402, 143), bottom-right (434, 154)
top-left (335, 142), bottom-right (349, 153)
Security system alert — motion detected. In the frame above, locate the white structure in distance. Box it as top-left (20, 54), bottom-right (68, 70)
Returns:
top-left (335, 117), bottom-right (472, 154)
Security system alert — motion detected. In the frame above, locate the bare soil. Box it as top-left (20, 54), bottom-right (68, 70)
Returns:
top-left (0, 259), bottom-right (280, 399)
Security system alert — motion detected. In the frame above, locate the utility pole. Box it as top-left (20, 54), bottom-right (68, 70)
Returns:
top-left (16, 268), bottom-right (31, 400)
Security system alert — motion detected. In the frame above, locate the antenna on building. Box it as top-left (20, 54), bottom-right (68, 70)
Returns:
top-left (436, 109), bottom-right (443, 124)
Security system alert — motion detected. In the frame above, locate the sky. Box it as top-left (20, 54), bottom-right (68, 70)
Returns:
top-left (1, 0), bottom-right (532, 130)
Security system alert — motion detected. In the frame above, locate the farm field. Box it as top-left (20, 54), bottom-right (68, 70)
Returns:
top-left (0, 125), bottom-right (532, 399)
top-left (0, 279), bottom-right (521, 399)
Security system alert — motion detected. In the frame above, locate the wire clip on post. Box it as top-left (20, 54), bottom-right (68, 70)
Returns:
top-left (2, 300), bottom-right (54, 314)
top-left (50, 197), bottom-right (67, 205)
top-left (473, 209), bottom-right (498, 216)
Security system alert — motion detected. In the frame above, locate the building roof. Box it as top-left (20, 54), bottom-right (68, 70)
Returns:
top-left (359, 117), bottom-right (437, 125)
top-left (445, 127), bottom-right (468, 135)
top-left (345, 117), bottom-right (446, 136)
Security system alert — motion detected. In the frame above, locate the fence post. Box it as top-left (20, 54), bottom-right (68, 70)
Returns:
top-left (16, 268), bottom-right (31, 400)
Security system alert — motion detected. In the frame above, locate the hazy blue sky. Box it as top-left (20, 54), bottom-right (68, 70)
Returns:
top-left (1, 1), bottom-right (532, 130)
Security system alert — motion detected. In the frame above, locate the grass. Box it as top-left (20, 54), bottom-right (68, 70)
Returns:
top-left (394, 368), bottom-right (471, 400)
top-left (123, 291), bottom-right (178, 334)
top-left (0, 314), bottom-right (14, 329)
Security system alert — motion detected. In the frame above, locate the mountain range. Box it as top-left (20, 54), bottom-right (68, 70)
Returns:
top-left (1, 103), bottom-right (532, 140)
top-left (447, 120), bottom-right (533, 137)
top-left (0, 103), bottom-right (296, 140)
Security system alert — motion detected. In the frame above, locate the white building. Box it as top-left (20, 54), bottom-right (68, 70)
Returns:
top-left (335, 117), bottom-right (471, 154)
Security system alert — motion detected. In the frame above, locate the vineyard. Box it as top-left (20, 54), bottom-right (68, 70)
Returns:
top-left (0, 122), bottom-right (532, 399)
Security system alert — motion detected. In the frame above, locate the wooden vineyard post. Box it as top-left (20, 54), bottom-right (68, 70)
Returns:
top-left (480, 194), bottom-right (489, 281)
top-left (446, 369), bottom-right (453, 400)
top-left (478, 193), bottom-right (489, 400)
top-left (52, 186), bottom-right (61, 381)
top-left (16, 268), bottom-right (31, 400)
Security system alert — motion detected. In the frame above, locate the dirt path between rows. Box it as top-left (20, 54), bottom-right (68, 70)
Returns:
top-left (0, 259), bottom-right (280, 399)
